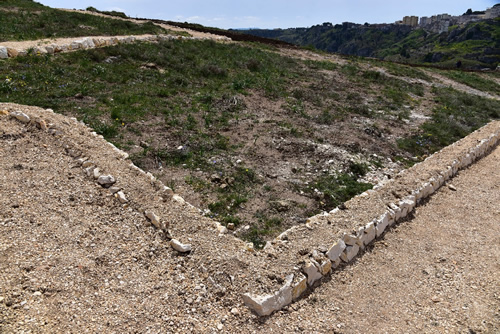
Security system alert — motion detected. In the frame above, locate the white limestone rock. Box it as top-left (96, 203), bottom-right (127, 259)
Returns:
top-left (343, 234), bottom-right (359, 246)
top-left (360, 221), bottom-right (376, 246)
top-left (340, 244), bottom-right (360, 262)
top-left (145, 210), bottom-right (162, 229)
top-left (10, 111), bottom-right (30, 123)
top-left (170, 239), bottom-right (192, 253)
top-left (116, 191), bottom-right (127, 204)
top-left (173, 195), bottom-right (185, 204)
top-left (93, 167), bottom-right (101, 179)
top-left (320, 259), bottom-right (332, 275)
top-left (376, 212), bottom-right (390, 237)
top-left (242, 274), bottom-right (293, 316)
top-left (292, 273), bottom-right (307, 300)
top-left (303, 260), bottom-right (322, 286)
top-left (0, 46), bottom-right (8, 58)
top-left (326, 239), bottom-right (346, 262)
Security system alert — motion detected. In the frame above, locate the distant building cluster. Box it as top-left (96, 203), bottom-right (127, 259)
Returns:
top-left (395, 5), bottom-right (500, 34)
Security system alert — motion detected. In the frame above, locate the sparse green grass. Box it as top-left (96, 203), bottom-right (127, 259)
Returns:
top-left (242, 213), bottom-right (282, 249)
top-left (299, 162), bottom-right (373, 213)
top-left (2, 27), bottom-right (499, 247)
top-left (0, 0), bottom-right (168, 41)
top-left (398, 86), bottom-right (500, 157)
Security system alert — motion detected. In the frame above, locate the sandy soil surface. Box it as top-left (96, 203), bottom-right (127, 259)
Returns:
top-left (1, 103), bottom-right (498, 333)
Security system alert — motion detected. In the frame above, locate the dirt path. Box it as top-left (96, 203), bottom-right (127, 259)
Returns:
top-left (422, 70), bottom-right (500, 101)
top-left (57, 8), bottom-right (228, 40)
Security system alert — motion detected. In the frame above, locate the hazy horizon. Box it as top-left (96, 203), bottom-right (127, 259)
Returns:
top-left (37, 0), bottom-right (499, 29)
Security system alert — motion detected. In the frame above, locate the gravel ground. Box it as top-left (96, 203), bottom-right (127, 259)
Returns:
top-left (0, 102), bottom-right (498, 334)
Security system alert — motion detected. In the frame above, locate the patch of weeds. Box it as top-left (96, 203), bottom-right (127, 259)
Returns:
top-left (341, 63), bottom-right (361, 78)
top-left (304, 60), bottom-right (338, 71)
top-left (284, 97), bottom-right (308, 118)
top-left (398, 87), bottom-right (500, 157)
top-left (316, 109), bottom-right (335, 125)
top-left (185, 175), bottom-right (211, 192)
top-left (370, 157), bottom-right (384, 168)
top-left (304, 171), bottom-right (373, 211)
top-left (241, 213), bottom-right (282, 249)
top-left (207, 167), bottom-right (258, 225)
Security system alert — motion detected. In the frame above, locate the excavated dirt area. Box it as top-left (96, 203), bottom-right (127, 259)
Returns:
top-left (1, 103), bottom-right (499, 333)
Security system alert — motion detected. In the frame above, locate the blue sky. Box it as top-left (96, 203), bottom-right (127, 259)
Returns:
top-left (38, 0), bottom-right (499, 29)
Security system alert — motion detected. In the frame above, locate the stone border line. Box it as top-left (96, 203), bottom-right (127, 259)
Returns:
top-left (0, 34), bottom-right (230, 59)
top-left (4, 106), bottom-right (500, 317)
top-left (242, 121), bottom-right (500, 316)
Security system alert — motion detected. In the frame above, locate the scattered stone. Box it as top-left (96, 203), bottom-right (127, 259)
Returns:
top-left (97, 175), bottom-right (116, 188)
top-left (140, 141), bottom-right (150, 148)
top-left (245, 243), bottom-right (254, 252)
top-left (448, 184), bottom-right (457, 191)
top-left (33, 291), bottom-right (42, 297)
top-left (82, 161), bottom-right (94, 168)
top-left (93, 168), bottom-right (101, 179)
top-left (116, 191), bottom-right (128, 204)
top-left (170, 239), bottom-right (192, 253)
top-left (217, 224), bottom-right (228, 235)
top-left (145, 210), bottom-right (163, 229)
top-left (0, 110), bottom-right (9, 116)
top-left (270, 200), bottom-right (293, 212)
top-left (230, 307), bottom-right (240, 316)
top-left (10, 111), bottom-right (30, 123)
top-left (37, 119), bottom-right (48, 130)
top-left (317, 245), bottom-right (328, 253)
top-left (227, 223), bottom-right (235, 230)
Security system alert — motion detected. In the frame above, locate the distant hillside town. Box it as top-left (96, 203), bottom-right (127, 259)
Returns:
top-left (396, 4), bottom-right (500, 33)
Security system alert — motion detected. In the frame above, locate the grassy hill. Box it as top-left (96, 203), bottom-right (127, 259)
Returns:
top-left (0, 0), bottom-right (167, 42)
top-left (1, 1), bottom-right (499, 247)
top-left (241, 17), bottom-right (500, 69)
